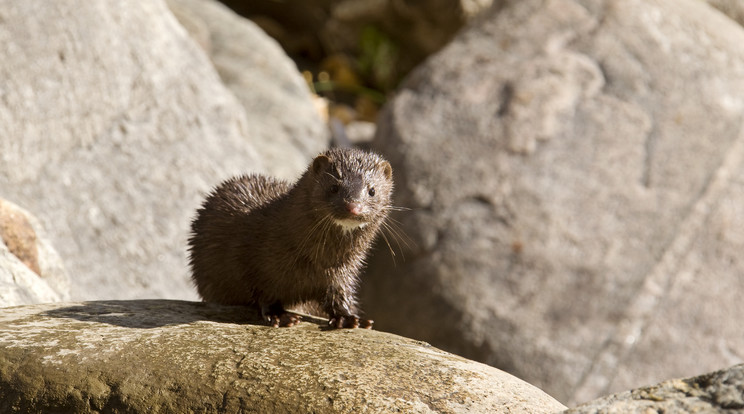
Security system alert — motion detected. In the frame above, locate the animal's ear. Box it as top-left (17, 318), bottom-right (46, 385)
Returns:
top-left (380, 161), bottom-right (393, 180)
top-left (313, 155), bottom-right (331, 175)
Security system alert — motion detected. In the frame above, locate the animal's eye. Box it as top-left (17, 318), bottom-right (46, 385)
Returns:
top-left (368, 187), bottom-right (376, 197)
top-left (330, 184), bottom-right (340, 194)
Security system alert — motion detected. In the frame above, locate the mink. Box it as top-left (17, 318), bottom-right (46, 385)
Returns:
top-left (188, 147), bottom-right (393, 329)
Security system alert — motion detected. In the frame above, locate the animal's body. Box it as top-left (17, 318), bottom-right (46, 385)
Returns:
top-left (188, 148), bottom-right (393, 328)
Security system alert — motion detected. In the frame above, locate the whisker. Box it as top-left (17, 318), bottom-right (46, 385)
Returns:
top-left (321, 216), bottom-right (334, 261)
top-left (310, 214), bottom-right (327, 265)
top-left (385, 205), bottom-right (411, 212)
top-left (294, 212), bottom-right (332, 266)
top-left (378, 227), bottom-right (397, 266)
top-left (314, 218), bottom-right (326, 264)
top-left (385, 218), bottom-right (413, 248)
top-left (384, 222), bottom-right (405, 258)
top-left (380, 219), bottom-right (415, 263)
top-left (318, 215), bottom-right (334, 264)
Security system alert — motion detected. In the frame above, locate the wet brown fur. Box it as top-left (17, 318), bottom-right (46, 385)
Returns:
top-left (188, 147), bottom-right (393, 328)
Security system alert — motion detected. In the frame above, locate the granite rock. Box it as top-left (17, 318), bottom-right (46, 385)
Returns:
top-left (564, 364), bottom-right (744, 413)
top-left (0, 199), bottom-right (70, 306)
top-left (703, 0), bottom-right (744, 27)
top-left (0, 0), bottom-right (325, 301)
top-left (167, 0), bottom-right (329, 180)
top-left (0, 300), bottom-right (566, 413)
top-left (363, 0), bottom-right (744, 404)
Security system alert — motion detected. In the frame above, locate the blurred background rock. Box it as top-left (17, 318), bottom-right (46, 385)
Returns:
top-left (2, 0), bottom-right (743, 408)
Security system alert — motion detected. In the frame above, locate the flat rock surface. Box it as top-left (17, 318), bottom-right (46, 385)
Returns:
top-left (0, 300), bottom-right (566, 413)
top-left (363, 0), bottom-right (744, 404)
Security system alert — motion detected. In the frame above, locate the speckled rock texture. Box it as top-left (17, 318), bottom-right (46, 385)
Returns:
top-left (0, 0), bottom-right (326, 302)
top-left (363, 0), bottom-right (744, 405)
top-left (563, 364), bottom-right (744, 413)
top-left (0, 199), bottom-right (70, 307)
top-left (0, 300), bottom-right (566, 413)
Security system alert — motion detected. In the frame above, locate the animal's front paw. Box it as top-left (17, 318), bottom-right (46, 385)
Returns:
top-left (266, 312), bottom-right (302, 328)
top-left (329, 315), bottom-right (374, 329)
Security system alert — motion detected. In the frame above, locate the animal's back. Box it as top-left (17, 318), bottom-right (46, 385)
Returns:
top-left (188, 174), bottom-right (290, 304)
top-left (187, 147), bottom-right (393, 328)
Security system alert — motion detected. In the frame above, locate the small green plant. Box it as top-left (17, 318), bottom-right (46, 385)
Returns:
top-left (356, 25), bottom-right (400, 94)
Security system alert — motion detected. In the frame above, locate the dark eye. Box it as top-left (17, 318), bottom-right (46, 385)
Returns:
top-left (330, 184), bottom-right (340, 194)
top-left (368, 187), bottom-right (376, 197)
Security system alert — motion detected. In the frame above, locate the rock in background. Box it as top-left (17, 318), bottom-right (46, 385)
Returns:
top-left (0, 300), bottom-right (567, 414)
top-left (0, 0), bottom-right (327, 301)
top-left (363, 0), bottom-right (744, 405)
top-left (0, 199), bottom-right (71, 306)
top-left (167, 0), bottom-right (329, 179)
top-left (703, 0), bottom-right (744, 26)
top-left (563, 364), bottom-right (744, 413)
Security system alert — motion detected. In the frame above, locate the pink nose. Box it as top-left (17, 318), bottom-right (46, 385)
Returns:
top-left (346, 202), bottom-right (363, 216)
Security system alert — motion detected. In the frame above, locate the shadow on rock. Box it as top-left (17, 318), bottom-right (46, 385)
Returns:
top-left (42, 299), bottom-right (264, 329)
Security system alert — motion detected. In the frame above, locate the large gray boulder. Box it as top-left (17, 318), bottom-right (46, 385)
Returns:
top-left (363, 0), bottom-right (744, 405)
top-left (0, 0), bottom-right (325, 302)
top-left (167, 0), bottom-right (329, 180)
top-left (0, 199), bottom-right (70, 306)
top-left (564, 364), bottom-right (744, 413)
top-left (0, 300), bottom-right (567, 413)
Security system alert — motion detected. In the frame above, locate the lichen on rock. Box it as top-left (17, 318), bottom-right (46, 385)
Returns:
top-left (0, 300), bottom-right (566, 413)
